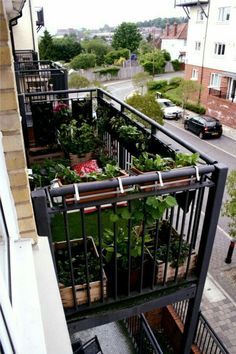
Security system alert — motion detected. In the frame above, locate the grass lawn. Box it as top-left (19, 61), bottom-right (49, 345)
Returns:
top-left (51, 206), bottom-right (127, 243)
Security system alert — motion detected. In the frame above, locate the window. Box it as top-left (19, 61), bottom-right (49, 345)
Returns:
top-left (214, 43), bottom-right (225, 55)
top-left (210, 73), bottom-right (221, 88)
top-left (195, 41), bottom-right (201, 51)
top-left (218, 7), bottom-right (231, 22)
top-left (191, 69), bottom-right (198, 80)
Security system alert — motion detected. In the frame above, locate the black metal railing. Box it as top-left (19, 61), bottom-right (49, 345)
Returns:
top-left (15, 49), bottom-right (38, 63)
top-left (175, 0), bottom-right (209, 6)
top-left (15, 60), bottom-right (68, 94)
top-left (173, 301), bottom-right (230, 354)
top-left (28, 88), bottom-right (227, 353)
top-left (125, 314), bottom-right (163, 354)
top-left (209, 88), bottom-right (227, 99)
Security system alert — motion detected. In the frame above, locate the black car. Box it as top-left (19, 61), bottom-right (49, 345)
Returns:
top-left (184, 115), bottom-right (222, 139)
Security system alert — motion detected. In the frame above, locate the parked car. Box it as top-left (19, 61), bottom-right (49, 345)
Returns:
top-left (156, 98), bottom-right (183, 120)
top-left (184, 115), bottom-right (222, 139)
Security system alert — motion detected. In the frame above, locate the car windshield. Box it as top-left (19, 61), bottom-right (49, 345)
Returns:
top-left (163, 101), bottom-right (175, 108)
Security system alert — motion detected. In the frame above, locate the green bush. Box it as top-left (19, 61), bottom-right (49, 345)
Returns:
top-left (70, 53), bottom-right (96, 70)
top-left (147, 80), bottom-right (168, 93)
top-left (171, 59), bottom-right (181, 71)
top-left (68, 73), bottom-right (90, 88)
top-left (168, 77), bottom-right (184, 89)
top-left (93, 66), bottom-right (120, 76)
top-left (164, 92), bottom-right (206, 114)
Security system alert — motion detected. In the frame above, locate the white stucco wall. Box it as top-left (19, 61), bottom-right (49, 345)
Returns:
top-left (12, 0), bottom-right (38, 52)
top-left (161, 38), bottom-right (187, 61)
top-left (186, 1), bottom-right (236, 72)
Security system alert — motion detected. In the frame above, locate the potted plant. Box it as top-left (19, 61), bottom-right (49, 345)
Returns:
top-left (58, 120), bottom-right (99, 164)
top-left (131, 151), bottom-right (200, 190)
top-left (54, 236), bottom-right (107, 308)
top-left (148, 220), bottom-right (197, 283)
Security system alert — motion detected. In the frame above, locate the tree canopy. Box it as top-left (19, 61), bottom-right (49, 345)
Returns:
top-left (39, 30), bottom-right (82, 62)
top-left (112, 22), bottom-right (142, 52)
top-left (39, 30), bottom-right (54, 60)
top-left (70, 53), bottom-right (96, 69)
top-left (81, 38), bottom-right (111, 65)
top-left (125, 93), bottom-right (163, 125)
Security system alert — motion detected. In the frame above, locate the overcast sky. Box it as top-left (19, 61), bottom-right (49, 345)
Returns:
top-left (35, 0), bottom-right (184, 34)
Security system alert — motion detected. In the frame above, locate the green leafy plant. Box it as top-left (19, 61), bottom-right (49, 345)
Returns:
top-left (133, 152), bottom-right (175, 172)
top-left (102, 195), bottom-right (177, 270)
top-left (222, 170), bottom-right (236, 240)
top-left (58, 120), bottom-right (98, 155)
top-left (175, 152), bottom-right (199, 167)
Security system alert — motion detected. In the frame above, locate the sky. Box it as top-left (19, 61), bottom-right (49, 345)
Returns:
top-left (34, 0), bottom-right (184, 34)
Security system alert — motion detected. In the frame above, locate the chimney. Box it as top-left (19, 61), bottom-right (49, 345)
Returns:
top-left (166, 21), bottom-right (170, 36)
top-left (174, 22), bottom-right (177, 36)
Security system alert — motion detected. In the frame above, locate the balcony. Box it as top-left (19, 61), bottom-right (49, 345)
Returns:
top-left (175, 0), bottom-right (209, 6)
top-left (18, 88), bottom-right (227, 353)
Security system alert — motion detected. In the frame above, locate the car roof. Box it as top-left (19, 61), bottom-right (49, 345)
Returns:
top-left (190, 115), bottom-right (219, 122)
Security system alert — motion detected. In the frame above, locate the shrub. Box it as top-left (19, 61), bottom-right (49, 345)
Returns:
top-left (93, 66), bottom-right (120, 77)
top-left (70, 53), bottom-right (96, 70)
top-left (147, 80), bottom-right (168, 93)
top-left (171, 59), bottom-right (181, 71)
top-left (68, 73), bottom-right (90, 88)
top-left (164, 92), bottom-right (206, 114)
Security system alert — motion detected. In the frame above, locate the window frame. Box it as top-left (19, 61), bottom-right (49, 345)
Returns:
top-left (191, 69), bottom-right (199, 80)
top-left (195, 41), bottom-right (201, 51)
top-left (218, 7), bottom-right (231, 22)
top-left (209, 73), bottom-right (221, 89)
top-left (214, 42), bottom-right (226, 56)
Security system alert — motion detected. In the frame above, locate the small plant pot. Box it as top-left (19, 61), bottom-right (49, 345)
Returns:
top-left (69, 151), bottom-right (93, 165)
top-left (131, 166), bottom-right (196, 191)
top-left (155, 251), bottom-right (197, 284)
top-left (54, 237), bottom-right (107, 308)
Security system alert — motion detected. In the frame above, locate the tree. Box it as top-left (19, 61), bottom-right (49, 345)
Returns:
top-left (53, 36), bottom-right (82, 62)
top-left (104, 49), bottom-right (129, 65)
top-left (81, 38), bottom-right (111, 65)
top-left (139, 50), bottom-right (167, 76)
top-left (176, 80), bottom-right (202, 117)
top-left (112, 22), bottom-right (142, 52)
top-left (39, 30), bottom-right (55, 60)
top-left (138, 40), bottom-right (155, 55)
top-left (70, 53), bottom-right (96, 69)
top-left (125, 93), bottom-right (163, 126)
top-left (132, 72), bottom-right (151, 95)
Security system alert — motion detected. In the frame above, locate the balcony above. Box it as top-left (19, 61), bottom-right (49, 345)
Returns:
top-left (175, 0), bottom-right (209, 6)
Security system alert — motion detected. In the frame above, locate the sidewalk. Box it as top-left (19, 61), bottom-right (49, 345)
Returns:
top-left (222, 124), bottom-right (236, 141)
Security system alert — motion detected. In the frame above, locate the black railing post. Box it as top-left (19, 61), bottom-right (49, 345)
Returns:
top-left (181, 163), bottom-right (228, 354)
top-left (225, 239), bottom-right (235, 264)
top-left (31, 188), bottom-right (51, 238)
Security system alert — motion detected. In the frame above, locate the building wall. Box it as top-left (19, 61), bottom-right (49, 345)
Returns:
top-left (185, 1), bottom-right (236, 128)
top-left (0, 0), bottom-right (38, 241)
top-left (185, 64), bottom-right (236, 128)
top-left (12, 0), bottom-right (38, 52)
top-left (186, 1), bottom-right (236, 72)
top-left (161, 38), bottom-right (186, 61)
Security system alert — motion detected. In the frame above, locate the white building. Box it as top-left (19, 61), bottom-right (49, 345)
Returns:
top-left (175, 0), bottom-right (236, 128)
top-left (161, 22), bottom-right (188, 62)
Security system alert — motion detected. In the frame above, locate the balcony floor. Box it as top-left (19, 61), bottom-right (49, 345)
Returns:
top-left (71, 322), bottom-right (135, 354)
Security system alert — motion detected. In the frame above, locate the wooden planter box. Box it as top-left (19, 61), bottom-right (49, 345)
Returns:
top-left (54, 237), bottom-right (107, 308)
top-left (131, 166), bottom-right (196, 191)
top-left (155, 251), bottom-right (197, 284)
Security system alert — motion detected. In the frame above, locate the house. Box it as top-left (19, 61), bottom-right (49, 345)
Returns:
top-left (175, 0), bottom-right (236, 128)
top-left (0, 0), bottom-right (229, 353)
top-left (160, 22), bottom-right (188, 63)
